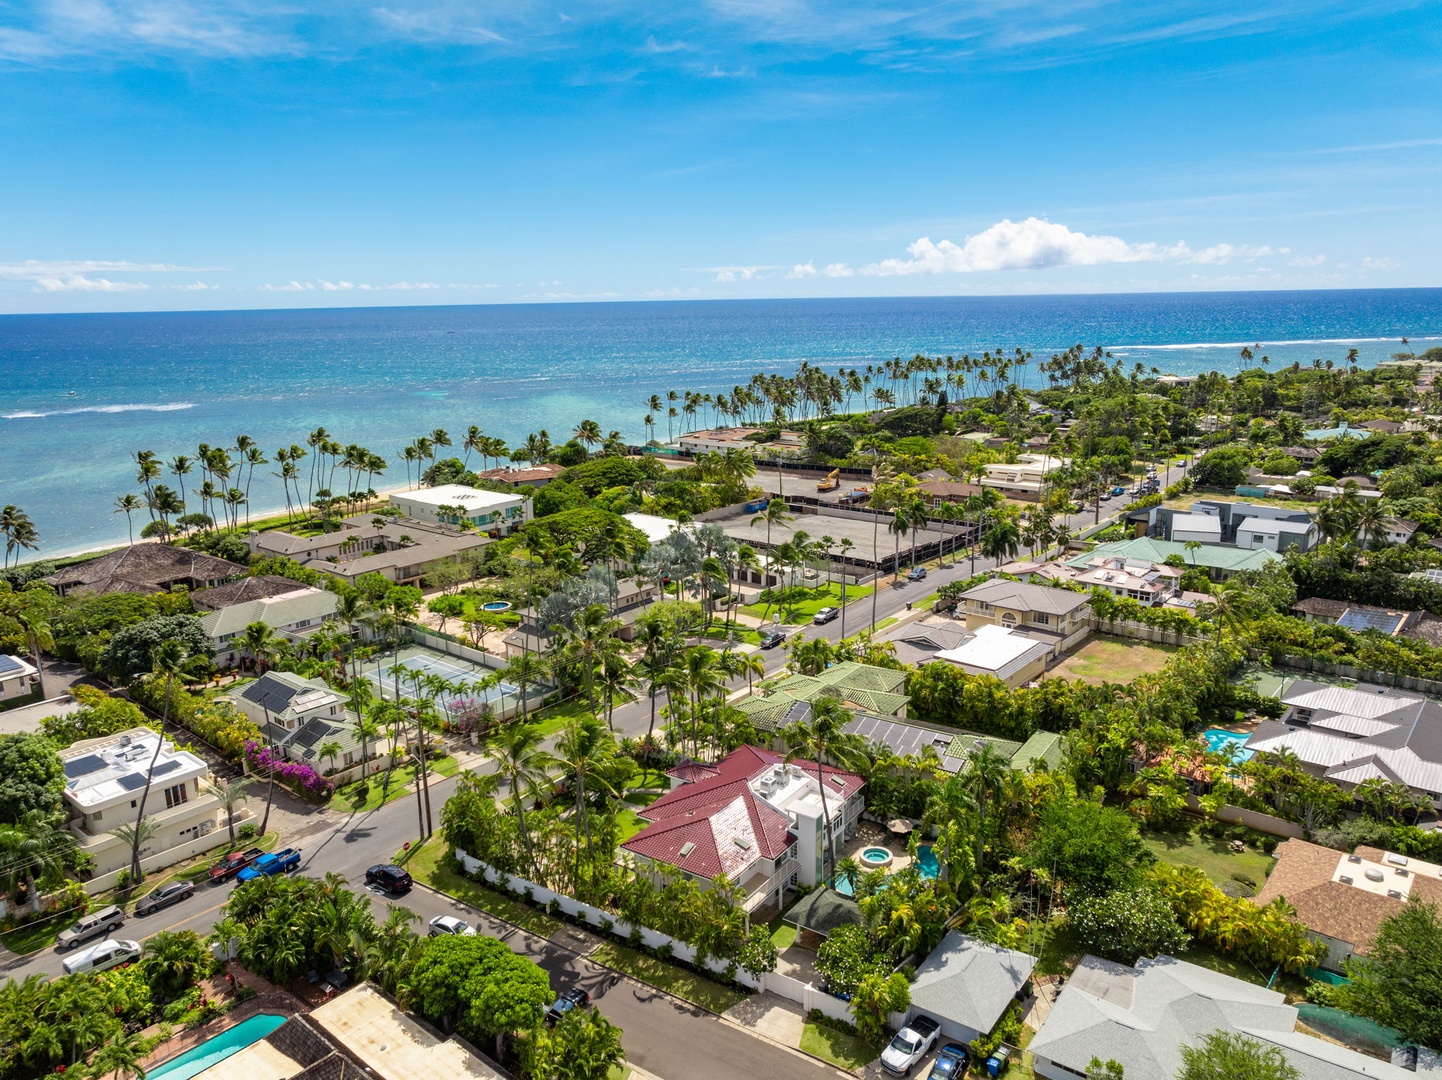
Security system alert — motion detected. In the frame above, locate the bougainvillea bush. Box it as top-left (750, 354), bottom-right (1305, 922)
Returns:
top-left (244, 741), bottom-right (335, 802)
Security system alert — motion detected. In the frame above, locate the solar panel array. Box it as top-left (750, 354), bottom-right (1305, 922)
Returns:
top-left (64, 754), bottom-right (107, 778)
top-left (0, 654), bottom-right (26, 675)
top-left (1337, 608), bottom-right (1403, 635)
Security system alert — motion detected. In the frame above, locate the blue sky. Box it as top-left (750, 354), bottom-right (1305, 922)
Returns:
top-left (0, 0), bottom-right (1438, 312)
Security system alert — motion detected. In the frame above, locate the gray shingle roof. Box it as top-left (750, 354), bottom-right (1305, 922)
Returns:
top-left (959, 578), bottom-right (1091, 616)
top-left (909, 932), bottom-right (1035, 1035)
top-left (199, 587), bottom-right (339, 640)
top-left (45, 544), bottom-right (246, 595)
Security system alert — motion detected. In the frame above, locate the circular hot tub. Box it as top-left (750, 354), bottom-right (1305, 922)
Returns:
top-left (859, 846), bottom-right (893, 869)
top-left (481, 601), bottom-right (512, 612)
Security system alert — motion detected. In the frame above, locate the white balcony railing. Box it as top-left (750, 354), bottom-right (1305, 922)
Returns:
top-left (742, 857), bottom-right (799, 911)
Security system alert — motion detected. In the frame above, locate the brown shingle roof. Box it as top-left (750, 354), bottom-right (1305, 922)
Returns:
top-left (1292, 597), bottom-right (1352, 619)
top-left (45, 544), bottom-right (246, 595)
top-left (917, 479), bottom-right (983, 502)
top-left (192, 575), bottom-right (312, 611)
top-left (1253, 839), bottom-right (1400, 954)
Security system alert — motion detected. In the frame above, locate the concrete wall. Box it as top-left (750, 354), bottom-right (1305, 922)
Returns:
top-left (1182, 795), bottom-right (1306, 839)
top-left (81, 814), bottom-right (246, 894)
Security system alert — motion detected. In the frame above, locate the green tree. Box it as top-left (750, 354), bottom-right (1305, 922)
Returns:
top-left (1029, 791), bottom-right (1151, 898)
top-left (523, 1006), bottom-right (627, 1080)
top-left (1069, 886), bottom-right (1190, 964)
top-left (98, 615), bottom-right (211, 682)
top-left (782, 694), bottom-right (866, 880)
top-left (0, 809), bottom-right (80, 912)
top-left (486, 723), bottom-right (556, 881)
top-left (850, 971), bottom-right (911, 1044)
top-left (127, 640), bottom-right (188, 882)
top-left (411, 934), bottom-right (553, 1058)
top-left (212, 777), bottom-right (252, 845)
top-left (1337, 900), bottom-right (1442, 1052)
top-left (1088, 1059), bottom-right (1125, 1079)
top-left (1176, 1031), bottom-right (1300, 1080)
top-left (140, 930), bottom-right (213, 1000)
top-left (0, 732), bottom-right (64, 823)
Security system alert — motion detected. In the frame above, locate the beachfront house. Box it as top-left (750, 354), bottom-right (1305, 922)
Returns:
top-left (621, 745), bottom-right (865, 914)
top-left (389, 484), bottom-right (531, 535)
top-left (248, 514), bottom-right (490, 586)
top-left (44, 545), bottom-right (246, 597)
top-left (58, 727), bottom-right (230, 880)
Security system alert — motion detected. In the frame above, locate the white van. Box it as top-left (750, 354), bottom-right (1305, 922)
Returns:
top-left (62, 938), bottom-right (142, 976)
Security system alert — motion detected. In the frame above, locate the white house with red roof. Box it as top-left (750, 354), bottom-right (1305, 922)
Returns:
top-left (621, 745), bottom-right (865, 914)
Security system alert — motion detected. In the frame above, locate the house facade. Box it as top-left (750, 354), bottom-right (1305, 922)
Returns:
top-left (199, 586), bottom-right (342, 667)
top-left (59, 727), bottom-right (228, 878)
top-left (0, 653), bottom-right (37, 702)
top-left (389, 484), bottom-right (531, 534)
top-left (955, 578), bottom-right (1091, 651)
top-left (621, 745), bottom-right (865, 914)
top-left (248, 513), bottom-right (491, 586)
top-left (979, 453), bottom-right (1068, 500)
top-left (230, 671), bottom-right (366, 770)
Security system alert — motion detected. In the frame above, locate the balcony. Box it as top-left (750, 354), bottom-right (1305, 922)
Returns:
top-left (740, 857), bottom-right (799, 912)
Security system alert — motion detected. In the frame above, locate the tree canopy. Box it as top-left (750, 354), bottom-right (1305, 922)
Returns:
top-left (97, 614), bottom-right (212, 681)
top-left (1336, 900), bottom-right (1442, 1052)
top-left (0, 733), bottom-right (64, 824)
top-left (1176, 1031), bottom-right (1300, 1080)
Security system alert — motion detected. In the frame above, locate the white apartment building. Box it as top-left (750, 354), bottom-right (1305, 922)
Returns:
top-left (60, 727), bottom-right (229, 880)
top-left (389, 485), bottom-right (531, 535)
top-left (980, 453), bottom-right (1069, 500)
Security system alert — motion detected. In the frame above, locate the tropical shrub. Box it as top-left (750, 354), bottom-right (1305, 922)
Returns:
top-left (1150, 863), bottom-right (1323, 973)
top-left (243, 741), bottom-right (335, 801)
top-left (815, 924), bottom-right (892, 996)
top-left (1069, 885), bottom-right (1191, 963)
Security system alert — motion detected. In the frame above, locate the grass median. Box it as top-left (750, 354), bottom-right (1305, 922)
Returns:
top-left (589, 941), bottom-right (747, 1014)
top-left (799, 1022), bottom-right (878, 1070)
top-left (401, 839), bottom-right (564, 937)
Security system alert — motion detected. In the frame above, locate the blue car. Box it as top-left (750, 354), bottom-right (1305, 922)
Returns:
top-left (236, 847), bottom-right (301, 882)
top-left (931, 1044), bottom-right (969, 1079)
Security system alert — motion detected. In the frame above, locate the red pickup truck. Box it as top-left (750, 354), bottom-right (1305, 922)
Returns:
top-left (208, 847), bottom-right (266, 882)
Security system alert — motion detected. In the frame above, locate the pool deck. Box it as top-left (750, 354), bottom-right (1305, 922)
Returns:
top-left (137, 971), bottom-right (308, 1079)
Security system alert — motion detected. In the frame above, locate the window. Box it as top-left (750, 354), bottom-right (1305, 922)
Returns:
top-left (1033, 612), bottom-right (1050, 626)
top-left (164, 783), bottom-right (189, 809)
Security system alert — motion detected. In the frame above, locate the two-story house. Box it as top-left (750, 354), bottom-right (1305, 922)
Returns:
top-left (248, 514), bottom-right (491, 586)
top-left (956, 579), bottom-right (1091, 651)
top-left (198, 585), bottom-right (341, 668)
top-left (1064, 555), bottom-right (1182, 606)
top-left (389, 484), bottom-right (531, 535)
top-left (59, 728), bottom-right (229, 879)
top-left (621, 745), bottom-right (865, 917)
top-left (979, 454), bottom-right (1069, 501)
top-left (230, 671), bottom-right (366, 771)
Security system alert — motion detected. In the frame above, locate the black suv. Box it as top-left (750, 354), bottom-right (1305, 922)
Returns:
top-left (365, 864), bottom-right (413, 894)
top-left (759, 630), bottom-right (786, 649)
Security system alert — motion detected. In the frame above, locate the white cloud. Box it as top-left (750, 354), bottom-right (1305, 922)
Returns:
top-left (1362, 256), bottom-right (1400, 271)
top-left (260, 280), bottom-right (317, 292)
top-left (1290, 254), bottom-right (1327, 267)
top-left (319, 279), bottom-right (355, 291)
top-left (704, 264), bottom-right (779, 282)
top-left (262, 279), bottom-right (459, 292)
top-left (33, 275), bottom-right (150, 292)
top-left (0, 259), bottom-right (222, 279)
top-left (173, 281), bottom-right (219, 290)
top-left (859, 217), bottom-right (1284, 275)
top-left (786, 261), bottom-right (854, 279)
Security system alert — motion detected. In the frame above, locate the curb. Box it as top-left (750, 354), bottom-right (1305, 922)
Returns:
top-left (412, 880), bottom-right (855, 1078)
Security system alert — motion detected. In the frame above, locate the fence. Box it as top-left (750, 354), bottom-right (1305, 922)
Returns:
top-left (453, 849), bottom-right (857, 1018)
top-left (81, 821), bottom-right (245, 895)
top-left (1085, 614), bottom-right (1197, 646)
top-left (1256, 649), bottom-right (1442, 697)
top-left (1182, 796), bottom-right (1305, 839)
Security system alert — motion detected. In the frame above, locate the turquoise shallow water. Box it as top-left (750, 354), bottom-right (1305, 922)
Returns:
top-left (147, 1013), bottom-right (288, 1080)
top-left (2, 290), bottom-right (1439, 556)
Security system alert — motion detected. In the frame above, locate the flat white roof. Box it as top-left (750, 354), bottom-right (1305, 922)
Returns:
top-left (392, 484), bottom-right (522, 510)
top-left (625, 511), bottom-right (689, 544)
top-left (1172, 513), bottom-right (1222, 535)
top-left (60, 728), bottom-right (207, 810)
top-left (312, 984), bottom-right (506, 1080)
top-left (936, 624), bottom-right (1050, 676)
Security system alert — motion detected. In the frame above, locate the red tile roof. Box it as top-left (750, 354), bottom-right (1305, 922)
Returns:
top-left (622, 745), bottom-right (865, 881)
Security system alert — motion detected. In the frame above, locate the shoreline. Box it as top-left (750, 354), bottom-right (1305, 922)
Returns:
top-left (19, 481), bottom-right (417, 568)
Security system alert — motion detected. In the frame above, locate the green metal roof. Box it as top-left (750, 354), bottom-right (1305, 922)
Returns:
top-left (1068, 536), bottom-right (1278, 573)
top-left (1013, 731), bottom-right (1065, 771)
top-left (942, 730), bottom-right (1023, 761)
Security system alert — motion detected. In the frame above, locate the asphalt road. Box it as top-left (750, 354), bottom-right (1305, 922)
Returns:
top-left (0, 461), bottom-right (1184, 1078)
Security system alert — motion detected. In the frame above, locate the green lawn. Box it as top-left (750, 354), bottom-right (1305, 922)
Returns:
top-left (401, 839), bottom-right (564, 937)
top-left (335, 757), bottom-right (457, 813)
top-left (527, 695), bottom-right (630, 737)
top-left (1034, 917), bottom-right (1084, 977)
top-left (768, 915), bottom-right (797, 952)
top-left (171, 831), bottom-right (281, 884)
top-left (623, 790), bottom-right (661, 808)
top-left (616, 807), bottom-right (648, 841)
top-left (626, 768), bottom-right (670, 791)
top-left (799, 1022), bottom-right (878, 1070)
top-left (1047, 636), bottom-right (1177, 686)
top-left (589, 942), bottom-right (747, 1013)
top-left (700, 626), bottom-right (764, 647)
top-left (1142, 828), bottom-right (1275, 895)
top-left (741, 581), bottom-right (874, 622)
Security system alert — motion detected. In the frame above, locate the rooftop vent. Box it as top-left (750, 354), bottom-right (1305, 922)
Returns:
top-left (678, 842), bottom-right (695, 858)
top-left (1396, 868), bottom-right (1409, 877)
top-left (118, 734), bottom-right (131, 747)
top-left (829, 775), bottom-right (847, 788)
top-left (1388, 889), bottom-right (1404, 899)
top-left (1348, 855), bottom-right (1363, 863)
top-left (1366, 869), bottom-right (1386, 882)
top-left (1386, 853), bottom-right (1409, 867)
top-left (1339, 875), bottom-right (1354, 884)
top-left (733, 837), bottom-right (751, 850)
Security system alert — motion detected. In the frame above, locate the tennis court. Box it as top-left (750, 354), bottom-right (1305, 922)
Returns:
top-left (363, 644), bottom-right (519, 712)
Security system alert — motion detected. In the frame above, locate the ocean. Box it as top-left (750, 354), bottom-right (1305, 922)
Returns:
top-left (2, 289), bottom-right (1440, 559)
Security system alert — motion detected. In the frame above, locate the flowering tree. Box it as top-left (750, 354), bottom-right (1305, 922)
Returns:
top-left (243, 741), bottom-right (335, 802)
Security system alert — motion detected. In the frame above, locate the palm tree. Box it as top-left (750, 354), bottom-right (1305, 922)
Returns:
top-left (0, 810), bottom-right (79, 913)
top-left (113, 494), bottom-right (144, 545)
top-left (750, 498), bottom-right (794, 594)
top-left (0, 505), bottom-right (39, 569)
top-left (783, 694), bottom-right (865, 880)
top-left (1184, 539), bottom-right (1203, 565)
top-left (127, 641), bottom-right (187, 883)
top-left (555, 716), bottom-right (619, 890)
top-left (10, 602), bottom-right (53, 700)
top-left (235, 621), bottom-right (279, 672)
top-left (111, 816), bottom-right (159, 884)
top-left (887, 502), bottom-right (913, 581)
top-left (573, 419), bottom-right (603, 456)
top-left (210, 777), bottom-right (252, 845)
top-left (319, 740), bottom-right (344, 775)
top-left (980, 518), bottom-right (1021, 563)
top-left (486, 723), bottom-right (556, 880)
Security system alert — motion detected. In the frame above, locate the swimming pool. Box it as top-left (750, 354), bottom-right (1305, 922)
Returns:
top-left (832, 845), bottom-right (939, 896)
top-left (147, 1013), bottom-right (288, 1080)
top-left (1202, 729), bottom-right (1254, 762)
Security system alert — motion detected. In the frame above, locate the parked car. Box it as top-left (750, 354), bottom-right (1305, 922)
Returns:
top-left (135, 880), bottom-right (195, 916)
top-left (880, 1015), bottom-right (940, 1075)
top-left (1111, 486), bottom-right (1126, 496)
top-left (759, 630), bottom-right (787, 650)
top-left (62, 938), bottom-right (141, 976)
top-left (931, 1044), bottom-right (970, 1079)
top-left (428, 914), bottom-right (476, 937)
top-left (906, 566), bottom-right (928, 581)
top-left (545, 986), bottom-right (591, 1025)
top-left (56, 905), bottom-right (125, 952)
top-left (208, 847), bottom-right (266, 882)
top-left (812, 607), bottom-right (839, 625)
top-left (365, 863), bottom-right (413, 894)
top-left (236, 847), bottom-right (302, 882)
